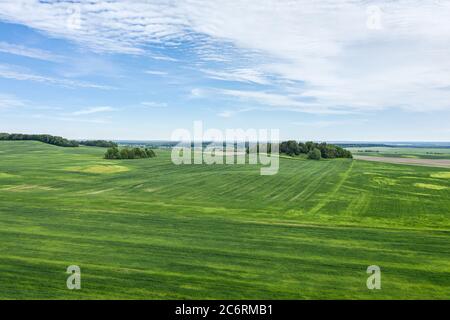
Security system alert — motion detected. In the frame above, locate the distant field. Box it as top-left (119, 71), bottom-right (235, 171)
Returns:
top-left (353, 155), bottom-right (450, 168)
top-left (0, 141), bottom-right (449, 299)
top-left (347, 146), bottom-right (450, 159)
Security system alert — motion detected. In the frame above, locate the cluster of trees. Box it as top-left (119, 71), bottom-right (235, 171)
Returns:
top-left (245, 142), bottom-right (272, 154)
top-left (79, 140), bottom-right (117, 148)
top-left (0, 133), bottom-right (117, 148)
top-left (0, 133), bottom-right (79, 147)
top-left (280, 140), bottom-right (352, 160)
top-left (104, 147), bottom-right (156, 159)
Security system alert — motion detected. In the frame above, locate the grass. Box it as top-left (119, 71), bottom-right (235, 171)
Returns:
top-left (414, 183), bottom-right (447, 190)
top-left (0, 141), bottom-right (449, 299)
top-left (65, 165), bottom-right (130, 174)
top-left (431, 172), bottom-right (450, 179)
top-left (347, 146), bottom-right (450, 159)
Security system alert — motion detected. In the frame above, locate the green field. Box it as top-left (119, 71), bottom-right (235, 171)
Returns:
top-left (0, 141), bottom-right (449, 299)
top-left (347, 146), bottom-right (450, 159)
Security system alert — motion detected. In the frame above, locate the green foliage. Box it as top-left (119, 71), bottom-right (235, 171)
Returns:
top-left (0, 132), bottom-right (79, 147)
top-left (79, 140), bottom-right (118, 148)
top-left (105, 146), bottom-right (156, 159)
top-left (104, 146), bottom-right (120, 159)
top-left (305, 141), bottom-right (315, 153)
top-left (298, 142), bottom-right (308, 153)
top-left (317, 142), bottom-right (352, 159)
top-left (280, 140), bottom-right (300, 156)
top-left (307, 148), bottom-right (322, 160)
top-left (280, 140), bottom-right (352, 159)
top-left (145, 148), bottom-right (156, 158)
top-left (245, 142), bottom-right (273, 154)
top-left (0, 133), bottom-right (118, 149)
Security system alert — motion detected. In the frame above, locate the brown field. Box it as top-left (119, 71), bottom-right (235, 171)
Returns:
top-left (354, 155), bottom-right (450, 168)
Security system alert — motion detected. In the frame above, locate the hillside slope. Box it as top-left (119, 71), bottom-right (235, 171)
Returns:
top-left (0, 141), bottom-right (449, 299)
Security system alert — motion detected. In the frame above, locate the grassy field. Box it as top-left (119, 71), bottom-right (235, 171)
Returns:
top-left (0, 141), bottom-right (449, 299)
top-left (347, 146), bottom-right (450, 159)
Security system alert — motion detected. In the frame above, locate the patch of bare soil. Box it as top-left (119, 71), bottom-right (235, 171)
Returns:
top-left (354, 155), bottom-right (450, 168)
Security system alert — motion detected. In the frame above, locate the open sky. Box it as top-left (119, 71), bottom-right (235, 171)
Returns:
top-left (0, 0), bottom-right (450, 141)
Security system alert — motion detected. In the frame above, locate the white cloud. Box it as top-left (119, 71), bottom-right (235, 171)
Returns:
top-left (141, 101), bottom-right (167, 108)
top-left (144, 70), bottom-right (168, 76)
top-left (69, 106), bottom-right (116, 116)
top-left (292, 119), bottom-right (368, 128)
top-left (0, 64), bottom-right (114, 89)
top-left (32, 114), bottom-right (110, 124)
top-left (217, 107), bottom-right (254, 118)
top-left (215, 89), bottom-right (352, 114)
top-left (0, 93), bottom-right (25, 109)
top-left (0, 41), bottom-right (62, 61)
top-left (0, 0), bottom-right (185, 54)
top-left (200, 68), bottom-right (268, 85)
top-left (217, 110), bottom-right (233, 118)
top-left (184, 1), bottom-right (450, 113)
top-left (1, 1), bottom-right (450, 112)
top-left (190, 88), bottom-right (205, 98)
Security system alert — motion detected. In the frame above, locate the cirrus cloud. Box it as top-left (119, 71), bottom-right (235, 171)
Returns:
top-left (1, 0), bottom-right (450, 113)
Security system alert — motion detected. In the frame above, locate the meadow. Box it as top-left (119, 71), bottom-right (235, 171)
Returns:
top-left (0, 141), bottom-right (449, 299)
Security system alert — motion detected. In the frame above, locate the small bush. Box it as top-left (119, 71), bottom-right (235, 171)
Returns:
top-left (307, 148), bottom-right (322, 160)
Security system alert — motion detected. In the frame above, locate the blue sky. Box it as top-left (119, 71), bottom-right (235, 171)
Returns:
top-left (0, 0), bottom-right (450, 141)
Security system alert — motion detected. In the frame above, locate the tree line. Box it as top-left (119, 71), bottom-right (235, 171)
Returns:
top-left (0, 133), bottom-right (79, 147)
top-left (104, 147), bottom-right (156, 159)
top-left (0, 133), bottom-right (117, 148)
top-left (78, 140), bottom-right (118, 148)
top-left (279, 140), bottom-right (352, 160)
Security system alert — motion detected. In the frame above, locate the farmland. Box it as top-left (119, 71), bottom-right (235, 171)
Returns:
top-left (0, 141), bottom-right (449, 299)
top-left (347, 146), bottom-right (450, 159)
